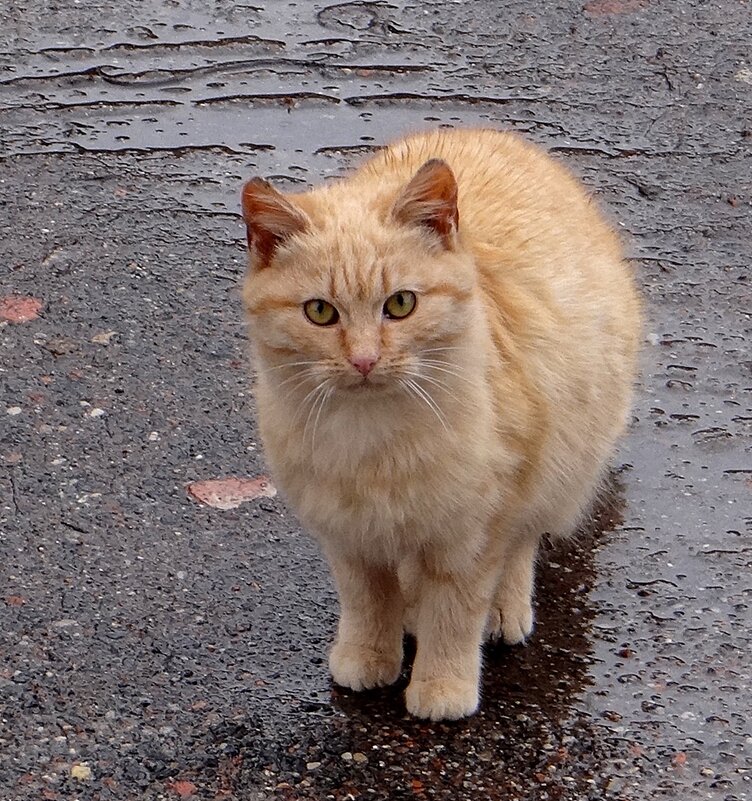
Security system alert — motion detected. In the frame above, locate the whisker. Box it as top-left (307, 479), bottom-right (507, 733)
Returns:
top-left (279, 373), bottom-right (321, 397)
top-left (402, 370), bottom-right (460, 403)
top-left (310, 384), bottom-right (335, 457)
top-left (397, 377), bottom-right (422, 410)
top-left (256, 360), bottom-right (323, 374)
top-left (419, 346), bottom-right (465, 354)
top-left (402, 378), bottom-right (446, 430)
top-left (407, 380), bottom-right (450, 430)
top-left (275, 367), bottom-right (321, 391)
top-left (302, 380), bottom-right (332, 446)
top-left (402, 369), bottom-right (449, 390)
top-left (419, 362), bottom-right (475, 385)
top-left (419, 358), bottom-right (466, 369)
top-left (293, 380), bottom-right (329, 427)
top-left (402, 377), bottom-right (449, 432)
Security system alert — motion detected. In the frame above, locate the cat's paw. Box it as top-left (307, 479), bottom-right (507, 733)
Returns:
top-left (485, 597), bottom-right (534, 645)
top-left (404, 676), bottom-right (479, 721)
top-left (329, 641), bottom-right (402, 691)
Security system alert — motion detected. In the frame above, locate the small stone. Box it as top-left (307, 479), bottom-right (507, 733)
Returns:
top-left (7, 407), bottom-right (22, 416)
top-left (341, 752), bottom-right (353, 761)
top-left (71, 763), bottom-right (92, 781)
top-left (187, 476), bottom-right (276, 510)
top-left (5, 595), bottom-right (26, 607)
top-left (352, 753), bottom-right (368, 764)
top-left (87, 408), bottom-right (106, 418)
top-left (170, 779), bottom-right (197, 797)
top-left (148, 431), bottom-right (160, 441)
top-left (700, 767), bottom-right (714, 776)
top-left (43, 337), bottom-right (77, 356)
top-left (306, 762), bottom-right (321, 770)
top-left (91, 330), bottom-right (117, 345)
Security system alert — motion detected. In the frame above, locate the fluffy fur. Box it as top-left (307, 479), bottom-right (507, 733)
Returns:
top-left (241, 128), bottom-right (641, 721)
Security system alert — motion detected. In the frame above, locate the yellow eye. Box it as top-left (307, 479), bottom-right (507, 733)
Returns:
top-left (384, 290), bottom-right (417, 320)
top-left (303, 299), bottom-right (339, 326)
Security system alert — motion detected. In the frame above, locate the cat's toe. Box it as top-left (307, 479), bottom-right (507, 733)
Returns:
top-left (405, 676), bottom-right (479, 721)
top-left (486, 598), bottom-right (534, 645)
top-left (484, 607), bottom-right (503, 642)
top-left (329, 642), bottom-right (402, 691)
top-left (501, 597), bottom-right (534, 645)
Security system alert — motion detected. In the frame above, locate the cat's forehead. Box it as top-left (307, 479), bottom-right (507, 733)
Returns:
top-left (297, 209), bottom-right (413, 299)
top-left (322, 237), bottom-right (395, 303)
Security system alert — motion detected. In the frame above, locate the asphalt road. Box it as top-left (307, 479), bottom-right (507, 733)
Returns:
top-left (1, 1), bottom-right (750, 799)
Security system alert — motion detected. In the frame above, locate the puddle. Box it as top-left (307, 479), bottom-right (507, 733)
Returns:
top-left (1, 0), bottom-right (544, 157)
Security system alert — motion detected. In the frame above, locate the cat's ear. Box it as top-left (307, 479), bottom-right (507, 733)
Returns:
top-left (241, 178), bottom-right (309, 269)
top-left (392, 159), bottom-right (459, 249)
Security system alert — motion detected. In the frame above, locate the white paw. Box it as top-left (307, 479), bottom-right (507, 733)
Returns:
top-left (404, 676), bottom-right (479, 721)
top-left (329, 641), bottom-right (402, 691)
top-left (485, 596), bottom-right (534, 645)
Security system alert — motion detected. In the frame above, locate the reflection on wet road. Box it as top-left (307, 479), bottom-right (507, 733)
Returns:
top-left (1, 1), bottom-right (750, 799)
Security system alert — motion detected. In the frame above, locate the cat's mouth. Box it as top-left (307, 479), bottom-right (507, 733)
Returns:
top-left (340, 373), bottom-right (389, 392)
top-left (348, 377), bottom-right (380, 391)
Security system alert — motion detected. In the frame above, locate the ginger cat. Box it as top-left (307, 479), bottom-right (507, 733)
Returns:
top-left (241, 128), bottom-right (641, 721)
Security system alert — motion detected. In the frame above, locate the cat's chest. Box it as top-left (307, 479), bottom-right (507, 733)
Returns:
top-left (283, 444), bottom-right (463, 555)
top-left (281, 417), bottom-right (445, 507)
top-left (264, 403), bottom-right (495, 551)
top-left (269, 393), bottom-right (444, 476)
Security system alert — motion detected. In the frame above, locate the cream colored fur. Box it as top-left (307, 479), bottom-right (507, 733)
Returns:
top-left (241, 128), bottom-right (641, 721)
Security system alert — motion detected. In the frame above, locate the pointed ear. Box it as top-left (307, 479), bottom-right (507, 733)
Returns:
top-left (241, 178), bottom-right (309, 268)
top-left (392, 159), bottom-right (459, 249)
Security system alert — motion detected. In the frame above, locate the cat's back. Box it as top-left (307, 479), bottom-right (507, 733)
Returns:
top-left (363, 128), bottom-right (548, 191)
top-left (357, 128), bottom-right (623, 273)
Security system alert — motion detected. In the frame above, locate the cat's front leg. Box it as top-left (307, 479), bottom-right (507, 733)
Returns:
top-left (326, 552), bottom-right (404, 691)
top-left (404, 559), bottom-right (492, 721)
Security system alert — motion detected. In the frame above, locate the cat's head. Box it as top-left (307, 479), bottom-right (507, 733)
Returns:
top-left (241, 159), bottom-right (480, 399)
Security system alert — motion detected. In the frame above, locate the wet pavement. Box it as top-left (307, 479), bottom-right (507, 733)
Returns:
top-left (1, 1), bottom-right (751, 799)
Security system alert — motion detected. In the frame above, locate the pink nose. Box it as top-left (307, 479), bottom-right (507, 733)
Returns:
top-left (350, 355), bottom-right (378, 376)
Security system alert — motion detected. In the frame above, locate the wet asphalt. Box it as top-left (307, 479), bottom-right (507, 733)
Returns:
top-left (1, 1), bottom-right (751, 799)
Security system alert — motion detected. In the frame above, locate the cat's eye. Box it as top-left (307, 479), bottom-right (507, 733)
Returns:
top-left (383, 290), bottom-right (417, 320)
top-left (303, 299), bottom-right (339, 326)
